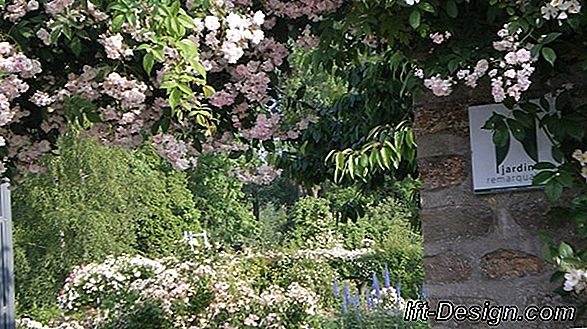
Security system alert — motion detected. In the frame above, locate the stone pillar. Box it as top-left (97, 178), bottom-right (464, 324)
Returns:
top-left (414, 90), bottom-right (578, 329)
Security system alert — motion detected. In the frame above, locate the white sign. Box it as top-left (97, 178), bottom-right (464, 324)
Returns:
top-left (468, 103), bottom-right (555, 193)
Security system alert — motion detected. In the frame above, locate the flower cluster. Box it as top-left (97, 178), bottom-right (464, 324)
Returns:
top-left (264, 0), bottom-right (343, 21)
top-left (420, 24), bottom-right (536, 102)
top-left (489, 25), bottom-right (535, 102)
top-left (98, 34), bottom-right (133, 60)
top-left (3, 0), bottom-right (40, 22)
top-left (297, 245), bottom-right (376, 261)
top-left (241, 113), bottom-right (280, 140)
top-left (101, 72), bottom-right (148, 109)
top-left (563, 268), bottom-right (587, 293)
top-left (429, 31), bottom-right (451, 44)
top-left (57, 252), bottom-right (322, 329)
top-left (0, 41), bottom-right (48, 173)
top-left (202, 11), bottom-right (266, 64)
top-left (572, 149), bottom-right (587, 183)
top-left (58, 255), bottom-right (167, 311)
top-left (16, 318), bottom-right (84, 329)
top-left (232, 163), bottom-right (282, 185)
top-left (423, 75), bottom-right (454, 97)
top-left (541, 0), bottom-right (581, 20)
top-left (152, 134), bottom-right (198, 170)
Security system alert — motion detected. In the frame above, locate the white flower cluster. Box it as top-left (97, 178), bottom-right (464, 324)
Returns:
top-left (99, 34), bottom-right (133, 60)
top-left (423, 75), bottom-right (454, 97)
top-left (16, 318), bottom-right (83, 329)
top-left (572, 149), bottom-right (587, 182)
top-left (371, 287), bottom-right (407, 317)
top-left (101, 72), bottom-right (148, 109)
top-left (3, 0), bottom-right (39, 22)
top-left (59, 251), bottom-right (323, 329)
top-left (59, 255), bottom-right (166, 310)
top-left (297, 245), bottom-right (376, 261)
top-left (419, 24), bottom-right (536, 102)
top-left (0, 41), bottom-right (44, 173)
top-left (202, 11), bottom-right (265, 64)
top-left (541, 0), bottom-right (581, 20)
top-left (44, 0), bottom-right (75, 16)
top-left (489, 25), bottom-right (535, 102)
top-left (429, 31), bottom-right (451, 44)
top-left (563, 268), bottom-right (587, 293)
top-left (152, 134), bottom-right (198, 170)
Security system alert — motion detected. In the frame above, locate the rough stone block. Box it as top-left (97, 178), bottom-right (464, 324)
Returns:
top-left (414, 105), bottom-right (469, 137)
top-left (421, 206), bottom-right (495, 243)
top-left (480, 249), bottom-right (544, 279)
top-left (425, 252), bottom-right (473, 284)
top-left (417, 133), bottom-right (470, 158)
top-left (419, 155), bottom-right (468, 190)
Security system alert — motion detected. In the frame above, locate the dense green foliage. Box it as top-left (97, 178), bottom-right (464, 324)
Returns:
top-left (187, 153), bottom-right (258, 244)
top-left (13, 134), bottom-right (201, 313)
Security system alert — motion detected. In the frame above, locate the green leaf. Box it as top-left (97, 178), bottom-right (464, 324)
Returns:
top-left (69, 37), bottom-right (82, 57)
top-left (520, 120), bottom-right (539, 162)
top-left (152, 48), bottom-right (165, 62)
top-left (512, 110), bottom-right (534, 128)
top-left (112, 15), bottom-right (125, 32)
top-left (519, 102), bottom-right (540, 114)
top-left (409, 10), bottom-right (421, 29)
top-left (62, 25), bottom-right (73, 40)
top-left (203, 85), bottom-right (215, 98)
top-left (177, 14), bottom-right (195, 29)
top-left (492, 126), bottom-right (509, 147)
top-left (533, 170), bottom-right (554, 185)
top-left (446, 0), bottom-right (458, 18)
top-left (169, 88), bottom-right (182, 109)
top-left (335, 152), bottom-right (345, 172)
top-left (558, 242), bottom-right (574, 259)
top-left (177, 83), bottom-right (192, 94)
top-left (542, 32), bottom-right (562, 44)
top-left (143, 53), bottom-right (155, 75)
top-left (530, 44), bottom-right (542, 59)
top-left (541, 47), bottom-right (556, 66)
top-left (380, 147), bottom-right (392, 170)
top-left (533, 162), bottom-right (557, 170)
top-left (369, 149), bottom-right (378, 169)
top-left (544, 180), bottom-right (563, 202)
top-left (419, 2), bottom-right (435, 12)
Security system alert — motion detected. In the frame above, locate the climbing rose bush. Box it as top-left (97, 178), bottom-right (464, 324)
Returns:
top-left (0, 0), bottom-right (583, 180)
top-left (54, 252), bottom-right (322, 329)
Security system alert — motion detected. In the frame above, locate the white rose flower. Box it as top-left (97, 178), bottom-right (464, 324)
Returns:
top-left (204, 16), bottom-right (221, 31)
top-left (253, 11), bottom-right (265, 25)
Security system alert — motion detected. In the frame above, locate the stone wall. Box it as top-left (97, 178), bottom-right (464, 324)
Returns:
top-left (414, 88), bottom-right (581, 329)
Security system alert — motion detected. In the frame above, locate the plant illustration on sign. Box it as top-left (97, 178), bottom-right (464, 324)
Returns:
top-left (482, 103), bottom-right (540, 171)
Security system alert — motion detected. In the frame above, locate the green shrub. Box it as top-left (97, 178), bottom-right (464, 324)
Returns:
top-left (286, 196), bottom-right (339, 248)
top-left (128, 146), bottom-right (201, 256)
top-left (187, 153), bottom-right (258, 245)
top-left (13, 134), bottom-right (200, 313)
top-left (257, 203), bottom-right (289, 248)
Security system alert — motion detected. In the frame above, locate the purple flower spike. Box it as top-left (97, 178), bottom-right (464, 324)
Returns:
top-left (383, 264), bottom-right (391, 288)
top-left (352, 294), bottom-right (360, 309)
top-left (372, 272), bottom-right (381, 299)
top-left (343, 282), bottom-right (351, 304)
top-left (333, 279), bottom-right (340, 298)
top-left (396, 281), bottom-right (402, 298)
